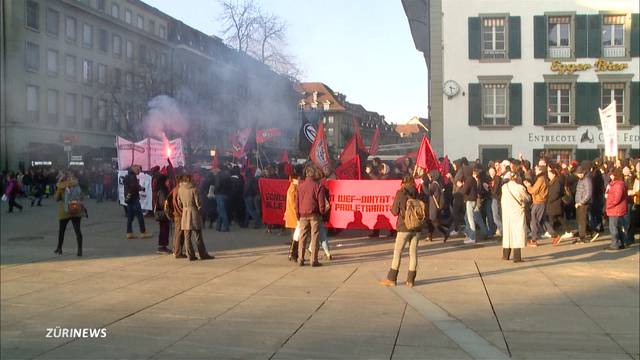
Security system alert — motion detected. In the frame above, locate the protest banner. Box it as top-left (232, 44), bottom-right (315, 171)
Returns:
top-left (599, 100), bottom-right (618, 158)
top-left (118, 170), bottom-right (153, 210)
top-left (258, 178), bottom-right (401, 229)
top-left (116, 136), bottom-right (185, 170)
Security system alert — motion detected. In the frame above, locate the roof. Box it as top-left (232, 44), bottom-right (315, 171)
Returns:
top-left (395, 124), bottom-right (424, 136)
top-left (296, 82), bottom-right (346, 111)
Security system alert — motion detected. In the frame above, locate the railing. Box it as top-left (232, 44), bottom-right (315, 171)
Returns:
top-left (548, 47), bottom-right (571, 59)
top-left (603, 46), bottom-right (625, 58)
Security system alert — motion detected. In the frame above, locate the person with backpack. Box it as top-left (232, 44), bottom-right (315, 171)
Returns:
top-left (380, 175), bottom-right (425, 287)
top-left (154, 174), bottom-right (171, 254)
top-left (123, 165), bottom-right (151, 239)
top-left (424, 170), bottom-right (449, 243)
top-left (54, 172), bottom-right (84, 256)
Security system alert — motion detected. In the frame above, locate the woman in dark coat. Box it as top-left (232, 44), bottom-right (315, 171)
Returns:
top-left (545, 168), bottom-right (568, 245)
top-left (424, 170), bottom-right (450, 242)
top-left (154, 174), bottom-right (171, 254)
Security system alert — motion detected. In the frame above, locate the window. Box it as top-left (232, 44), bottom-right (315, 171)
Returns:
top-left (82, 23), bottom-right (93, 48)
top-left (601, 82), bottom-right (625, 123)
top-left (82, 59), bottom-right (93, 83)
top-left (26, 1), bottom-right (39, 30)
top-left (46, 8), bottom-right (58, 35)
top-left (323, 102), bottom-right (330, 111)
top-left (547, 16), bottom-right (571, 59)
top-left (65, 54), bottom-right (76, 78)
top-left (159, 25), bottom-right (166, 39)
top-left (548, 83), bottom-right (572, 124)
top-left (136, 15), bottom-right (144, 29)
top-left (148, 20), bottom-right (155, 34)
top-left (541, 149), bottom-right (573, 162)
top-left (125, 40), bottom-right (133, 60)
top-left (113, 68), bottom-right (122, 89)
top-left (26, 85), bottom-right (39, 122)
top-left (97, 64), bottom-right (106, 84)
top-left (159, 52), bottom-right (167, 67)
top-left (139, 44), bottom-right (147, 63)
top-left (481, 17), bottom-right (506, 59)
top-left (125, 72), bottom-right (133, 90)
top-left (98, 99), bottom-right (107, 129)
top-left (111, 3), bottom-right (119, 18)
top-left (112, 101), bottom-right (120, 130)
top-left (124, 9), bottom-right (132, 24)
top-left (602, 15), bottom-right (625, 58)
top-left (47, 49), bottom-right (58, 75)
top-left (25, 42), bottom-right (39, 72)
top-left (98, 29), bottom-right (108, 52)
top-left (65, 16), bottom-right (76, 41)
top-left (82, 96), bottom-right (93, 129)
top-left (47, 89), bottom-right (58, 123)
top-left (65, 93), bottom-right (77, 125)
top-left (482, 83), bottom-right (508, 125)
top-left (96, 0), bottom-right (105, 12)
top-left (112, 34), bottom-right (121, 56)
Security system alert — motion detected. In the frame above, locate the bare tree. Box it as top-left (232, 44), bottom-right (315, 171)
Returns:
top-left (218, 0), bottom-right (258, 53)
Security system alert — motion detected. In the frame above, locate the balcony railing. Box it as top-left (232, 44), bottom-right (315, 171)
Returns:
top-left (603, 46), bottom-right (625, 58)
top-left (548, 46), bottom-right (571, 59)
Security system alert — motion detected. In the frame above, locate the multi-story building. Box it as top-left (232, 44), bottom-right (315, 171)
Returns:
top-left (297, 82), bottom-right (399, 156)
top-left (403, 0), bottom-right (639, 162)
top-left (0, 0), bottom-right (298, 170)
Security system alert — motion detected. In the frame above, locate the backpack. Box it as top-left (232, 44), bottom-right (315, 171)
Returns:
top-left (404, 198), bottom-right (426, 231)
top-left (64, 185), bottom-right (83, 217)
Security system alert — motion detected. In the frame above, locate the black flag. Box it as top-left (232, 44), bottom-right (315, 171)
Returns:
top-left (298, 109), bottom-right (322, 154)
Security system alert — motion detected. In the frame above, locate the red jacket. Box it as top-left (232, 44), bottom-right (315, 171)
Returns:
top-left (605, 180), bottom-right (627, 217)
top-left (296, 178), bottom-right (327, 218)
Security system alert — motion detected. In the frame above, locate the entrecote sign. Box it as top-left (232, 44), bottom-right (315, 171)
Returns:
top-left (550, 59), bottom-right (629, 75)
top-left (527, 126), bottom-right (640, 147)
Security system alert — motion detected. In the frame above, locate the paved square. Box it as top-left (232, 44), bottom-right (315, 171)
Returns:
top-left (1, 200), bottom-right (638, 359)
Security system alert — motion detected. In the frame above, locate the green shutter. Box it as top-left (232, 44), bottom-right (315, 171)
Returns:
top-left (575, 149), bottom-right (600, 162)
top-left (575, 15), bottom-right (588, 58)
top-left (508, 16), bottom-right (521, 59)
top-left (509, 83), bottom-right (522, 126)
top-left (469, 17), bottom-right (481, 59)
top-left (534, 82), bottom-right (547, 125)
top-left (631, 13), bottom-right (640, 57)
top-left (534, 16), bottom-right (547, 59)
top-left (631, 82), bottom-right (640, 125)
top-left (587, 14), bottom-right (601, 58)
top-left (469, 83), bottom-right (482, 126)
top-left (575, 83), bottom-right (600, 125)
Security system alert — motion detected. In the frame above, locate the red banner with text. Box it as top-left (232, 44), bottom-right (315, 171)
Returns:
top-left (258, 178), bottom-right (401, 229)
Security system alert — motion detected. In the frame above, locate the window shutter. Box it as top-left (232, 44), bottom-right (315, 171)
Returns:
top-left (587, 15), bottom-right (601, 58)
top-left (534, 16), bottom-right (547, 59)
top-left (509, 83), bottom-right (522, 126)
top-left (575, 149), bottom-right (600, 162)
top-left (468, 83), bottom-right (482, 126)
top-left (534, 82), bottom-right (547, 125)
top-left (468, 17), bottom-right (481, 59)
top-left (575, 83), bottom-right (600, 125)
top-left (631, 13), bottom-right (640, 57)
top-left (508, 16), bottom-right (521, 59)
top-left (575, 15), bottom-right (588, 58)
top-left (631, 81), bottom-right (640, 125)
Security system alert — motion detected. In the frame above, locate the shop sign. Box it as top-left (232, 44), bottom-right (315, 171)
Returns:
top-left (550, 59), bottom-right (629, 75)
top-left (527, 126), bottom-right (639, 149)
top-left (31, 161), bottom-right (53, 166)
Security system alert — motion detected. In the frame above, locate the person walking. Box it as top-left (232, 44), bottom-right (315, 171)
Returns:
top-left (154, 174), bottom-right (172, 254)
top-left (424, 170), bottom-right (449, 242)
top-left (54, 172), bottom-right (84, 256)
top-left (605, 169), bottom-right (628, 250)
top-left (574, 166), bottom-right (597, 244)
top-left (123, 165), bottom-right (151, 239)
top-left (500, 174), bottom-right (530, 263)
top-left (459, 166), bottom-right (478, 244)
top-left (4, 173), bottom-right (23, 213)
top-left (487, 167), bottom-right (502, 237)
top-left (524, 165), bottom-right (548, 247)
top-left (243, 169), bottom-right (262, 229)
top-left (296, 166), bottom-right (328, 267)
top-left (284, 173), bottom-right (300, 261)
top-left (176, 175), bottom-right (214, 261)
top-left (380, 175), bottom-right (423, 287)
top-left (214, 166), bottom-right (231, 232)
top-left (167, 178), bottom-right (185, 259)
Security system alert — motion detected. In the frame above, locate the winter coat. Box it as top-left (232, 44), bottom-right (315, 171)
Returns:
top-left (4, 179), bottom-right (18, 197)
top-left (526, 175), bottom-right (548, 204)
top-left (54, 179), bottom-right (81, 220)
top-left (546, 177), bottom-right (564, 216)
top-left (177, 181), bottom-right (203, 230)
top-left (391, 183), bottom-right (420, 232)
top-left (426, 179), bottom-right (444, 222)
top-left (284, 180), bottom-right (298, 229)
top-left (501, 181), bottom-right (530, 249)
top-left (575, 176), bottom-right (593, 206)
top-left (605, 180), bottom-right (627, 217)
top-left (123, 171), bottom-right (141, 202)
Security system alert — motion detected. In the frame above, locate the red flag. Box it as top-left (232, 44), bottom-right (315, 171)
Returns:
top-left (281, 150), bottom-right (289, 163)
top-left (281, 150), bottom-right (292, 176)
top-left (229, 128), bottom-right (251, 158)
top-left (335, 155), bottom-right (361, 180)
top-left (256, 128), bottom-right (282, 144)
top-left (339, 136), bottom-right (357, 164)
top-left (439, 155), bottom-right (450, 184)
top-left (369, 127), bottom-right (380, 155)
top-left (352, 116), bottom-right (367, 153)
top-left (415, 136), bottom-right (439, 173)
top-left (310, 122), bottom-right (330, 169)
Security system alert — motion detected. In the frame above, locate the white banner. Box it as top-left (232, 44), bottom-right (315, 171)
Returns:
top-left (118, 170), bottom-right (153, 210)
top-left (116, 136), bottom-right (185, 171)
top-left (599, 100), bottom-right (618, 158)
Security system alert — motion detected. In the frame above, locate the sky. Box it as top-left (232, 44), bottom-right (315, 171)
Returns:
top-left (145, 0), bottom-right (428, 124)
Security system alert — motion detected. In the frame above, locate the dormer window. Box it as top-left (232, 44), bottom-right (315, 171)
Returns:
top-left (312, 91), bottom-right (318, 101)
top-left (311, 101), bottom-right (317, 109)
top-left (323, 100), bottom-right (330, 111)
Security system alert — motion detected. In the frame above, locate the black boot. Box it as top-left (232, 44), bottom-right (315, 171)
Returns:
top-left (502, 248), bottom-right (511, 260)
top-left (513, 248), bottom-right (523, 263)
top-left (406, 270), bottom-right (417, 287)
top-left (379, 268), bottom-right (398, 286)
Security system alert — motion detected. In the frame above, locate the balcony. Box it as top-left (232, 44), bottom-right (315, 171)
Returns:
top-left (548, 46), bottom-right (571, 59)
top-left (603, 46), bottom-right (625, 58)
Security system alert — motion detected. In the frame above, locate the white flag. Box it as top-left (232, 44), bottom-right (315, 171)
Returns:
top-left (598, 100), bottom-right (618, 158)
